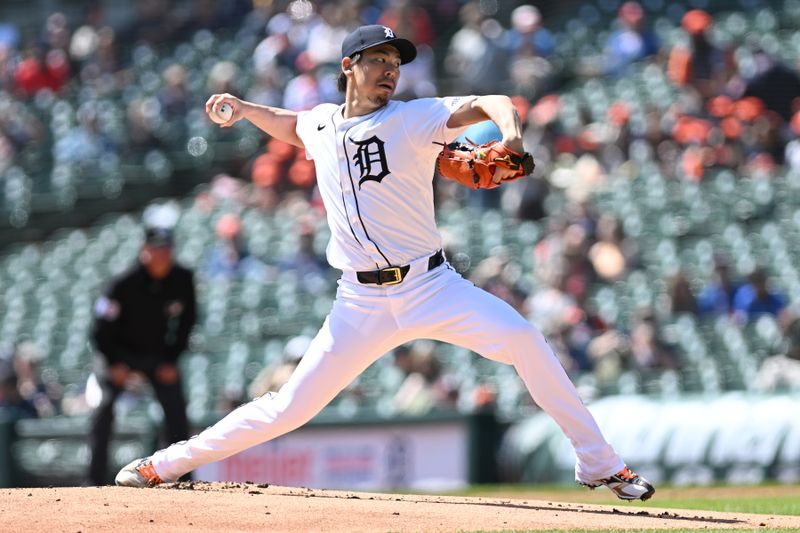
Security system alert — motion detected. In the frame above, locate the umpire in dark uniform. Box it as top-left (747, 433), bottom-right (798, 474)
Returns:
top-left (89, 225), bottom-right (197, 485)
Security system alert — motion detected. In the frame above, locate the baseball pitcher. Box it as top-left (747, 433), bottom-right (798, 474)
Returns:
top-left (116, 25), bottom-right (654, 501)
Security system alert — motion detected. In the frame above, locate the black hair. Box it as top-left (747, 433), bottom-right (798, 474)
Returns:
top-left (337, 53), bottom-right (360, 93)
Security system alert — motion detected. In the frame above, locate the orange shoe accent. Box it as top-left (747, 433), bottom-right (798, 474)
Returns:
top-left (617, 466), bottom-right (636, 480)
top-left (137, 460), bottom-right (163, 486)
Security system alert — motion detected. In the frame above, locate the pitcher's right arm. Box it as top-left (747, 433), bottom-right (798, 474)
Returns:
top-left (206, 93), bottom-right (304, 149)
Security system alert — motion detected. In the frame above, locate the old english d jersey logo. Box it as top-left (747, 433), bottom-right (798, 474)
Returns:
top-left (350, 135), bottom-right (391, 187)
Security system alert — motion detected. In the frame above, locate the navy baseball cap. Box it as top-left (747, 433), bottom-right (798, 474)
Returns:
top-left (341, 25), bottom-right (416, 64)
top-left (144, 226), bottom-right (174, 248)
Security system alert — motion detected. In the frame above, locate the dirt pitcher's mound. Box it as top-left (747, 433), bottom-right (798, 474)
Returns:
top-left (3, 481), bottom-right (800, 532)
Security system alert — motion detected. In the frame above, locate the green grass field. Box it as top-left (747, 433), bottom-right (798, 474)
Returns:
top-left (443, 484), bottom-right (800, 533)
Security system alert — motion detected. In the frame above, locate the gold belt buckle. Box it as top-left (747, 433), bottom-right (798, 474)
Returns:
top-left (380, 266), bottom-right (403, 285)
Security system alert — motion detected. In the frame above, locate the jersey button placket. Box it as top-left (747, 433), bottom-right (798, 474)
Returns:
top-left (338, 130), bottom-right (365, 249)
top-left (338, 124), bottom-right (384, 265)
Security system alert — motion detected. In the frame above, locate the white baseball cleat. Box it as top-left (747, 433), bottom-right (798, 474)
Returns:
top-left (115, 457), bottom-right (164, 488)
top-left (579, 466), bottom-right (655, 501)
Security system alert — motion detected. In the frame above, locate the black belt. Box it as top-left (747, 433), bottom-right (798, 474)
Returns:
top-left (356, 250), bottom-right (445, 285)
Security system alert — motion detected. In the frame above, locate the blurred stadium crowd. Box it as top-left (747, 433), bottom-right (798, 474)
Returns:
top-left (3, 0), bottom-right (800, 429)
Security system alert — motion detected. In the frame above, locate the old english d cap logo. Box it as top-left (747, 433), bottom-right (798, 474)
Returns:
top-left (341, 25), bottom-right (417, 64)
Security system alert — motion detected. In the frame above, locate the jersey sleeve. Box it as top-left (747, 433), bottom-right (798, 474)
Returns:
top-left (296, 103), bottom-right (338, 160)
top-left (401, 96), bottom-right (478, 147)
top-left (295, 108), bottom-right (316, 160)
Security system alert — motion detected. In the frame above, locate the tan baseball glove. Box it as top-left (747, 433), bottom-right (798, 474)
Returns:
top-left (436, 140), bottom-right (535, 190)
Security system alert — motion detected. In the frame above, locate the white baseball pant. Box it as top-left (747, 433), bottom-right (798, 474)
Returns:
top-left (151, 255), bottom-right (624, 483)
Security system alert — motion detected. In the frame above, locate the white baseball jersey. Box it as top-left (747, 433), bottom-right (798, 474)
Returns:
top-left (295, 97), bottom-right (477, 271)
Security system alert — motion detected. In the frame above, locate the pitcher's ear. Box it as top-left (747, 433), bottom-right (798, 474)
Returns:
top-left (342, 52), bottom-right (361, 73)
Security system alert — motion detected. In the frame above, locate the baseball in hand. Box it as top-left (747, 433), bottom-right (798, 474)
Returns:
top-left (210, 102), bottom-right (233, 124)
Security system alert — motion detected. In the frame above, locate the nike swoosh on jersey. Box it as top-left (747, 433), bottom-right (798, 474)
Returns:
top-left (317, 124), bottom-right (326, 131)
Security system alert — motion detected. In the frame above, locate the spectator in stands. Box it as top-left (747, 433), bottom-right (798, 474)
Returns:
top-left (516, 172), bottom-right (550, 221)
top-left (0, 365), bottom-right (37, 419)
top-left (42, 12), bottom-right (71, 53)
top-left (517, 95), bottom-right (560, 221)
top-left (525, 266), bottom-right (580, 348)
top-left (246, 68), bottom-right (284, 108)
top-left (282, 51), bottom-right (338, 111)
top-left (391, 344), bottom-right (414, 378)
top-left (248, 335), bottom-right (311, 400)
top-left (379, 0), bottom-right (434, 48)
top-left (586, 325), bottom-right (629, 385)
top-left (13, 44), bottom-right (69, 97)
top-left (53, 106), bottom-right (116, 177)
top-left (263, 1), bottom-right (317, 69)
top-left (287, 150), bottom-right (318, 190)
top-left (277, 220), bottom-right (329, 283)
top-left (470, 248), bottom-right (528, 314)
top-left (88, 225), bottom-right (196, 485)
top-left (307, 3), bottom-right (357, 67)
top-left (252, 32), bottom-right (293, 82)
top-left (392, 340), bottom-right (448, 415)
top-left (561, 308), bottom-right (606, 373)
top-left (379, 0), bottom-right (438, 99)
top-left (158, 63), bottom-right (189, 118)
top-left (742, 49), bottom-right (800, 122)
top-left (751, 110), bottom-right (785, 171)
top-left (667, 271), bottom-right (698, 315)
top-left (125, 95), bottom-right (164, 157)
top-left (756, 312), bottom-right (800, 392)
top-left (560, 219), bottom-right (597, 306)
top-left (203, 213), bottom-right (266, 281)
top-left (542, 321), bottom-right (583, 376)
top-left (0, 94), bottom-right (44, 169)
top-left (392, 40), bottom-right (437, 99)
top-left (588, 214), bottom-right (635, 283)
top-left (445, 1), bottom-right (508, 95)
top-left (0, 21), bottom-right (19, 55)
top-left (505, 5), bottom-right (555, 99)
top-left (603, 1), bottom-right (658, 77)
top-left (506, 5), bottom-right (554, 59)
top-left (174, 0), bottom-right (232, 40)
top-left (0, 342), bottom-right (36, 419)
top-left (667, 9), bottom-right (732, 99)
top-left (208, 171), bottom-right (249, 207)
top-left (249, 152), bottom-right (283, 209)
top-left (68, 2), bottom-right (104, 66)
top-left (11, 341), bottom-right (59, 418)
top-left (206, 60), bottom-right (240, 96)
top-left (66, 6), bottom-right (118, 96)
top-left (697, 256), bottom-right (742, 316)
top-left (0, 22), bottom-right (19, 91)
top-left (732, 266), bottom-right (787, 323)
top-left (116, 0), bottom-right (179, 49)
top-left (628, 311), bottom-right (680, 371)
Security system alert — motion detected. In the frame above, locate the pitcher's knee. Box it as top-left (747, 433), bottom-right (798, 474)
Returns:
top-left (259, 388), bottom-right (320, 429)
top-left (504, 319), bottom-right (539, 342)
top-left (500, 321), bottom-right (548, 362)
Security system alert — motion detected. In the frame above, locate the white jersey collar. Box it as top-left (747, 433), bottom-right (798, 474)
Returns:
top-left (337, 102), bottom-right (391, 127)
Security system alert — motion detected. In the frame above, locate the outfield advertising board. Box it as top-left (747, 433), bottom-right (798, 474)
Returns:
top-left (194, 421), bottom-right (470, 490)
top-left (499, 392), bottom-right (800, 485)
